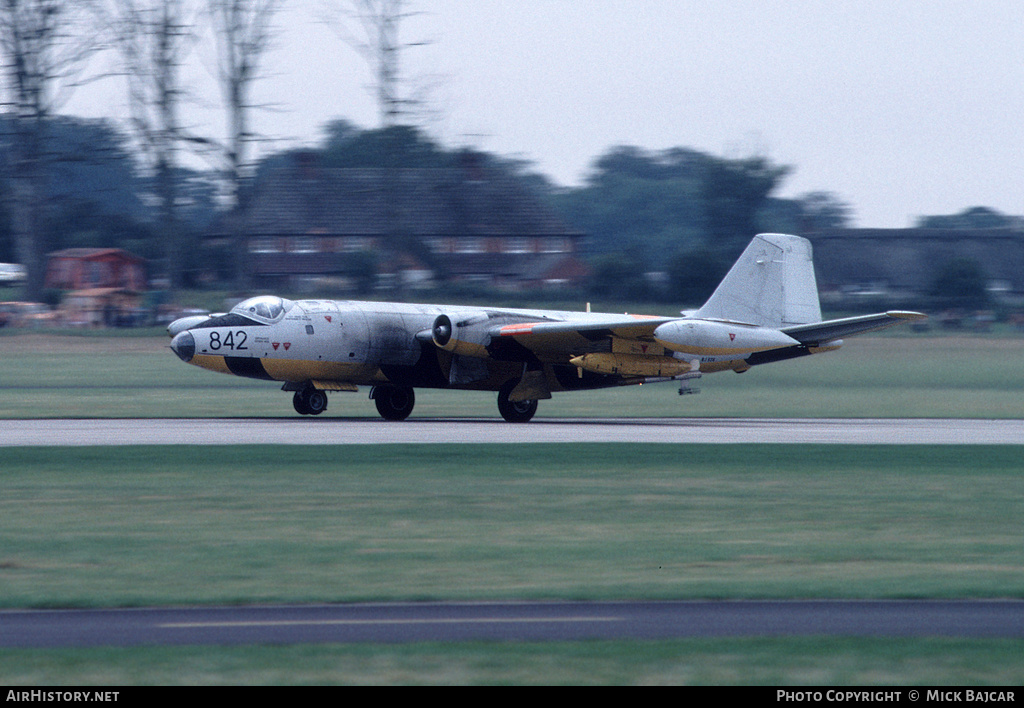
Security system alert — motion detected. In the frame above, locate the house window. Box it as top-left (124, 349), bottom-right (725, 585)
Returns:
top-left (343, 236), bottom-right (371, 253)
top-left (250, 237), bottom-right (279, 253)
top-left (504, 237), bottom-right (531, 254)
top-left (541, 237), bottom-right (570, 253)
top-left (456, 237), bottom-right (485, 253)
top-left (89, 262), bottom-right (110, 286)
top-left (54, 260), bottom-right (73, 284)
top-left (292, 237), bottom-right (318, 254)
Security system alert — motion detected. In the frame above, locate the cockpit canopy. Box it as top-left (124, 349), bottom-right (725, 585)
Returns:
top-left (231, 295), bottom-right (293, 324)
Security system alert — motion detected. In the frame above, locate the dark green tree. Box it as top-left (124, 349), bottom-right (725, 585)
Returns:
top-left (664, 154), bottom-right (790, 304)
top-left (552, 145), bottom-right (707, 263)
top-left (917, 206), bottom-right (1016, 230)
top-left (321, 124), bottom-right (453, 169)
top-left (796, 191), bottom-right (853, 231)
top-left (700, 155), bottom-right (791, 249)
top-left (666, 245), bottom-right (730, 307)
top-left (587, 252), bottom-right (650, 301)
top-left (0, 2), bottom-right (103, 300)
top-left (0, 116), bottom-right (156, 257)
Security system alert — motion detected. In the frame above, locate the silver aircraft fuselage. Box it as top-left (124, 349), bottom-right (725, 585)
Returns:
top-left (167, 235), bottom-right (926, 421)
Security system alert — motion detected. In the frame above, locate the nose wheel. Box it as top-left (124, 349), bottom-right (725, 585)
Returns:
top-left (293, 386), bottom-right (328, 415)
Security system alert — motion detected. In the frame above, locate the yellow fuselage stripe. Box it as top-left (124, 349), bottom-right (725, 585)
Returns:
top-left (190, 355), bottom-right (384, 383)
top-left (191, 354), bottom-right (232, 375)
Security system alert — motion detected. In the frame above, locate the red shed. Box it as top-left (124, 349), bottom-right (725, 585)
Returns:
top-left (45, 248), bottom-right (147, 291)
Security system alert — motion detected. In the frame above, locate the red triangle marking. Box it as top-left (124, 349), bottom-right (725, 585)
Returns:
top-left (325, 315), bottom-right (332, 322)
top-left (272, 342), bottom-right (280, 350)
top-left (283, 342), bottom-right (291, 350)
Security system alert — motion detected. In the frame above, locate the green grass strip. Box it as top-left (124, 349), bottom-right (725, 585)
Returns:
top-left (2, 638), bottom-right (1023, 685)
top-left (2, 444), bottom-right (1021, 607)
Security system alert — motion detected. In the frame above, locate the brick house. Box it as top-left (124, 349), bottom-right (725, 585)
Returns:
top-left (44, 248), bottom-right (147, 291)
top-left (221, 155), bottom-right (589, 291)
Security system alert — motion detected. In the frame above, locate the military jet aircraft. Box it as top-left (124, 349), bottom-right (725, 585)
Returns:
top-left (168, 233), bottom-right (925, 422)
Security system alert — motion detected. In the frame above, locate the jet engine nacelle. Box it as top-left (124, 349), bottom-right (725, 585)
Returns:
top-left (431, 311), bottom-right (492, 358)
top-left (653, 319), bottom-right (800, 357)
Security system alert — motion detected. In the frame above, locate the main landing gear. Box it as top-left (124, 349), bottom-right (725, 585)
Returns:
top-left (497, 379), bottom-right (538, 423)
top-left (290, 382), bottom-right (538, 423)
top-left (293, 386), bottom-right (328, 416)
top-left (370, 385), bottom-right (416, 421)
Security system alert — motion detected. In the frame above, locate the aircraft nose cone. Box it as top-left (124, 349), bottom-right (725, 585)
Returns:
top-left (170, 331), bottom-right (196, 362)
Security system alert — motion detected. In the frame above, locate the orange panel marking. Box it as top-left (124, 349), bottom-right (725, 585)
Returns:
top-left (500, 323), bottom-right (541, 336)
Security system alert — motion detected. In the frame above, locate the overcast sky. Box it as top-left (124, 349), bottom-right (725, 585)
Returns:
top-left (68, 1), bottom-right (1024, 228)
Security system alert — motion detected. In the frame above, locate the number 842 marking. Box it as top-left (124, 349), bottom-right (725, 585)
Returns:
top-left (208, 330), bottom-right (248, 351)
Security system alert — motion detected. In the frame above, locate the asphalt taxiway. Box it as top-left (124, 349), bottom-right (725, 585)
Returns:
top-left (3, 601), bottom-right (1023, 648)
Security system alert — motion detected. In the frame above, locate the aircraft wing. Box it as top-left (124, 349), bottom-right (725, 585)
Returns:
top-left (488, 314), bottom-right (676, 359)
top-left (782, 310), bottom-right (927, 346)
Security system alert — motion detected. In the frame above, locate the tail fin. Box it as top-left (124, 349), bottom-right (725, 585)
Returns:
top-left (695, 233), bottom-right (822, 327)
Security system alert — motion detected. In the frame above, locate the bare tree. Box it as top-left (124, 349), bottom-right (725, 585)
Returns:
top-left (325, 0), bottom-right (433, 130)
top-left (350, 0), bottom-right (404, 129)
top-left (322, 1), bottom-right (438, 295)
top-left (106, 0), bottom-right (199, 291)
top-left (206, 0), bottom-right (281, 289)
top-left (0, 1), bottom-right (102, 300)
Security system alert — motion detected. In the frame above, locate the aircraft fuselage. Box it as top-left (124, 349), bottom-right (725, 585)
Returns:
top-left (167, 235), bottom-right (926, 421)
top-left (170, 297), bottom-right (762, 392)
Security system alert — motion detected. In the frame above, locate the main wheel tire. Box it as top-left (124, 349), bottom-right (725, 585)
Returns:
top-left (293, 387), bottom-right (328, 416)
top-left (374, 386), bottom-right (415, 421)
top-left (305, 389), bottom-right (328, 415)
top-left (293, 390), bottom-right (312, 415)
top-left (497, 380), bottom-right (538, 423)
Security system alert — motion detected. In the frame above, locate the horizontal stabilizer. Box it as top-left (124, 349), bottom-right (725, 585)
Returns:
top-left (782, 311), bottom-right (927, 345)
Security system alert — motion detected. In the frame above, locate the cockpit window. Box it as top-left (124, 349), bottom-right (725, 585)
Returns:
top-left (232, 295), bottom-right (292, 323)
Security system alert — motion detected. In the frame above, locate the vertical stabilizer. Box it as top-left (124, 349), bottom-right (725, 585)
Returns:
top-left (694, 233), bottom-right (822, 327)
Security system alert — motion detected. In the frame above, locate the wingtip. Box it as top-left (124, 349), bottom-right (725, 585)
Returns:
top-left (886, 310), bottom-right (929, 321)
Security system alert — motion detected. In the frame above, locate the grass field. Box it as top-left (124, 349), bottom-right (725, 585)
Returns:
top-left (3, 444), bottom-right (1021, 606)
top-left (1, 331), bottom-right (1022, 685)
top-left (2, 638), bottom-right (1022, 685)
top-left (1, 331), bottom-right (1023, 418)
top-left (1, 443), bottom-right (1023, 685)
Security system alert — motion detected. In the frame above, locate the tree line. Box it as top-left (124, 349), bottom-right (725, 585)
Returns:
top-left (4, 111), bottom-right (1015, 304)
top-left (0, 2), bottom-right (1015, 307)
top-left (0, 111), bottom-right (853, 298)
top-left (0, 0), bottom-right (282, 300)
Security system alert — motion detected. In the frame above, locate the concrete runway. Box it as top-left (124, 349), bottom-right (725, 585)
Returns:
top-left (3, 601), bottom-right (1023, 648)
top-left (3, 416), bottom-right (1024, 446)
